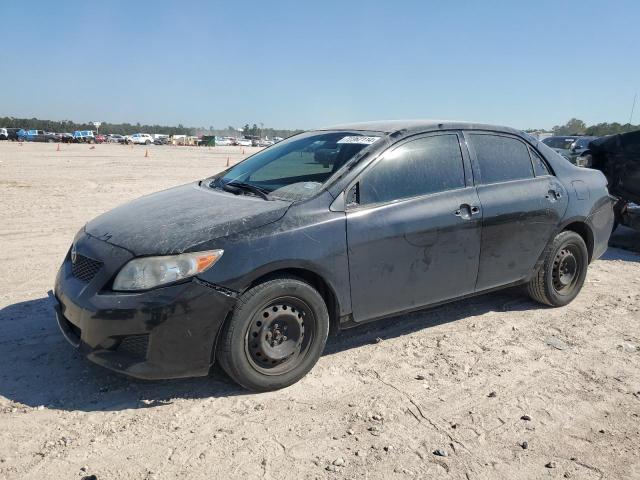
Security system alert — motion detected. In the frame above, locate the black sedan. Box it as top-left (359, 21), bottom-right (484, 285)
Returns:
top-left (54, 120), bottom-right (614, 391)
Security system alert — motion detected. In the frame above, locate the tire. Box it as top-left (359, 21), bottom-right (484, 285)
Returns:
top-left (527, 231), bottom-right (589, 307)
top-left (145, 140), bottom-right (151, 145)
top-left (216, 276), bottom-right (329, 392)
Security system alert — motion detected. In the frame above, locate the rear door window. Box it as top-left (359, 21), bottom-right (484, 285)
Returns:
top-left (359, 134), bottom-right (465, 205)
top-left (468, 134), bottom-right (534, 184)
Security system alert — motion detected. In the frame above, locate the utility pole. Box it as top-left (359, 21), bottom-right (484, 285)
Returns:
top-left (630, 93), bottom-right (637, 124)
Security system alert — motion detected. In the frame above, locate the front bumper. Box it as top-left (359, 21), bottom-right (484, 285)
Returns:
top-left (53, 233), bottom-right (237, 380)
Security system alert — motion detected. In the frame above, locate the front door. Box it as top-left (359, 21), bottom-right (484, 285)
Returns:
top-left (346, 132), bottom-right (482, 322)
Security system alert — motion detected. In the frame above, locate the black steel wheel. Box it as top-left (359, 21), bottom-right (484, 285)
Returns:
top-left (551, 246), bottom-right (580, 295)
top-left (217, 276), bottom-right (329, 391)
top-left (245, 297), bottom-right (315, 375)
top-left (527, 230), bottom-right (589, 307)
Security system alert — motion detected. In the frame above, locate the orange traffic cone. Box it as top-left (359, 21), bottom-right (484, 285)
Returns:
top-left (144, 149), bottom-right (149, 158)
top-left (56, 143), bottom-right (60, 151)
top-left (226, 156), bottom-right (230, 167)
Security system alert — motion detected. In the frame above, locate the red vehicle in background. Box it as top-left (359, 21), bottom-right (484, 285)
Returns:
top-left (95, 134), bottom-right (107, 144)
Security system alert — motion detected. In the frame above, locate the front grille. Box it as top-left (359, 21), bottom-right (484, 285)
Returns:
top-left (117, 335), bottom-right (149, 360)
top-left (71, 254), bottom-right (102, 282)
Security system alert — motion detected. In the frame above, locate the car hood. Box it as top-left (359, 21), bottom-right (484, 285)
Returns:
top-left (85, 182), bottom-right (291, 255)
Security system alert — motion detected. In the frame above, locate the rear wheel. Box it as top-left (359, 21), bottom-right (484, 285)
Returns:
top-left (527, 231), bottom-right (588, 307)
top-left (216, 277), bottom-right (329, 391)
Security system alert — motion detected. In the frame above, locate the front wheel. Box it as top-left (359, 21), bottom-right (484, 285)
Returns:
top-left (527, 231), bottom-right (589, 307)
top-left (216, 277), bottom-right (329, 391)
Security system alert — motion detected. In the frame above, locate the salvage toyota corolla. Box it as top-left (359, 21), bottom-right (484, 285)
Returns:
top-left (54, 120), bottom-right (614, 391)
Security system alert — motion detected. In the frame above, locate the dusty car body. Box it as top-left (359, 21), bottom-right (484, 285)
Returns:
top-left (54, 120), bottom-right (614, 391)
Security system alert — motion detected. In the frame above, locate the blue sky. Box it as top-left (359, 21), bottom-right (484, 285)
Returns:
top-left (1, 0), bottom-right (638, 130)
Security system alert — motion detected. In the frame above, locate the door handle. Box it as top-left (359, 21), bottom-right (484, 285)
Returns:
top-left (546, 189), bottom-right (562, 201)
top-left (454, 204), bottom-right (477, 220)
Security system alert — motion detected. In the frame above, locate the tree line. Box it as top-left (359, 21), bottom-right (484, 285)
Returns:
top-left (200, 124), bottom-right (303, 139)
top-left (543, 118), bottom-right (640, 136)
top-left (0, 116), bottom-right (303, 139)
top-left (0, 116), bottom-right (195, 136)
top-left (8, 115), bottom-right (635, 139)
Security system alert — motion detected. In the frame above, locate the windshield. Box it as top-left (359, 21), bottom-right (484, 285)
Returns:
top-left (212, 131), bottom-right (382, 201)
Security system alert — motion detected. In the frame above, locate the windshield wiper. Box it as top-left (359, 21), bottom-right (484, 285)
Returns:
top-left (225, 181), bottom-right (271, 200)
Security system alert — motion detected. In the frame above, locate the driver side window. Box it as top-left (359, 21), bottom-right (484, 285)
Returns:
top-left (358, 134), bottom-right (466, 205)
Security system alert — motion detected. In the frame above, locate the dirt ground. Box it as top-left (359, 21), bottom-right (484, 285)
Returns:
top-left (1, 141), bottom-right (639, 480)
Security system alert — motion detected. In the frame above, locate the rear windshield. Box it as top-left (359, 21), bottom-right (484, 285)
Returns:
top-left (542, 137), bottom-right (576, 149)
top-left (212, 131), bottom-right (382, 201)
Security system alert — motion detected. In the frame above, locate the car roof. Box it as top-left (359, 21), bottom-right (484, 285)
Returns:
top-left (317, 119), bottom-right (523, 136)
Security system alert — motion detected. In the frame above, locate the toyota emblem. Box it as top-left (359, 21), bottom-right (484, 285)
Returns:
top-left (71, 245), bottom-right (77, 264)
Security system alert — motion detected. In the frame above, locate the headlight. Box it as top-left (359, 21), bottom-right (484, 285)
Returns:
top-left (113, 249), bottom-right (223, 291)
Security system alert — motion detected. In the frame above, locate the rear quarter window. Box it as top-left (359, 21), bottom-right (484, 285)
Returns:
top-left (468, 134), bottom-right (534, 184)
top-left (529, 147), bottom-right (551, 176)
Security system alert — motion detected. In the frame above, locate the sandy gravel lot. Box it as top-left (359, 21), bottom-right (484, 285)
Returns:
top-left (1, 141), bottom-right (639, 480)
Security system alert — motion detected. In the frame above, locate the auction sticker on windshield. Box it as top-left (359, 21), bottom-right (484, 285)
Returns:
top-left (337, 136), bottom-right (381, 145)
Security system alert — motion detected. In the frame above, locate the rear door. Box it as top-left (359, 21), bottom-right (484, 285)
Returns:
top-left (346, 132), bottom-right (482, 322)
top-left (464, 132), bottom-right (568, 291)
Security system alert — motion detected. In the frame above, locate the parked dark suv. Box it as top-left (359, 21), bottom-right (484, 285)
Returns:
top-left (54, 120), bottom-right (614, 391)
top-left (5, 128), bottom-right (22, 141)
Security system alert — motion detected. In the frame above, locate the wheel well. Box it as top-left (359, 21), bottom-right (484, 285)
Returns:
top-left (562, 222), bottom-right (594, 262)
top-left (247, 268), bottom-right (340, 335)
